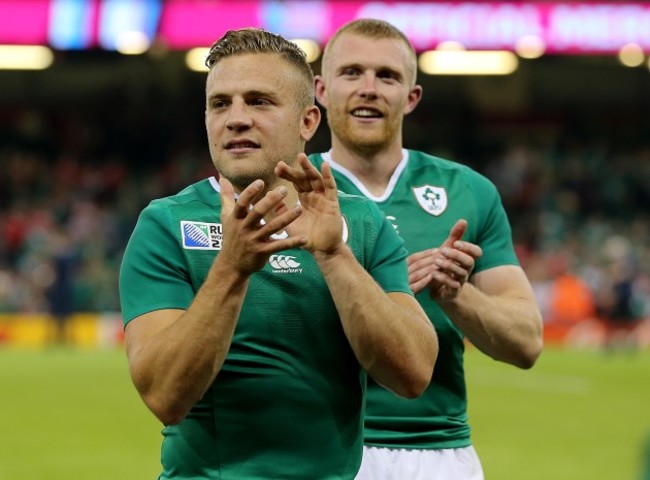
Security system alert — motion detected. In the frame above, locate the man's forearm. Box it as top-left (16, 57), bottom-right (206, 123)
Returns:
top-left (127, 255), bottom-right (250, 425)
top-left (440, 282), bottom-right (543, 369)
top-left (315, 245), bottom-right (437, 398)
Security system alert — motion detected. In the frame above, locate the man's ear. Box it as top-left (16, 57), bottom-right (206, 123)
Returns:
top-left (314, 75), bottom-right (328, 109)
top-left (300, 105), bottom-right (321, 142)
top-left (404, 84), bottom-right (423, 115)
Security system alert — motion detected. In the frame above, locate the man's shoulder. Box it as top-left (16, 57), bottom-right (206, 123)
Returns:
top-left (408, 150), bottom-right (474, 173)
top-left (337, 192), bottom-right (387, 234)
top-left (147, 178), bottom-right (217, 210)
top-left (137, 178), bottom-right (218, 230)
top-left (407, 150), bottom-right (493, 185)
top-left (337, 190), bottom-right (379, 213)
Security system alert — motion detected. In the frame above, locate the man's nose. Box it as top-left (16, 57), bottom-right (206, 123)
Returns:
top-left (226, 101), bottom-right (253, 130)
top-left (358, 73), bottom-right (379, 99)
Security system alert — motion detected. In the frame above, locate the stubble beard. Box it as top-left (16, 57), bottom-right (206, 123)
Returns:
top-left (213, 155), bottom-right (277, 192)
top-left (329, 112), bottom-right (394, 157)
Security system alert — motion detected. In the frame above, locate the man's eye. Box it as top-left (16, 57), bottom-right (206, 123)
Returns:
top-left (251, 98), bottom-right (269, 106)
top-left (378, 72), bottom-right (398, 81)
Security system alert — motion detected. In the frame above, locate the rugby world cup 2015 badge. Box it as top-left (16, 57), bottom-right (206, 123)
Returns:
top-left (181, 221), bottom-right (223, 250)
top-left (413, 185), bottom-right (448, 216)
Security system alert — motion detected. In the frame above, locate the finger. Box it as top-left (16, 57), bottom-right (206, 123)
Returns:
top-left (256, 203), bottom-right (303, 240)
top-left (408, 267), bottom-right (433, 287)
top-left (275, 160), bottom-right (311, 191)
top-left (440, 246), bottom-right (471, 265)
top-left (407, 248), bottom-right (439, 268)
top-left (441, 219), bottom-right (468, 249)
top-left (259, 234), bottom-right (308, 254)
top-left (294, 153), bottom-right (325, 193)
top-left (219, 176), bottom-right (235, 217)
top-left (431, 270), bottom-right (462, 291)
top-left (409, 274), bottom-right (432, 295)
top-left (233, 179), bottom-right (265, 220)
top-left (440, 247), bottom-right (477, 274)
top-left (247, 186), bottom-right (290, 225)
top-left (435, 253), bottom-right (472, 279)
top-left (407, 259), bottom-right (436, 280)
top-left (318, 160), bottom-right (338, 197)
top-left (454, 241), bottom-right (483, 260)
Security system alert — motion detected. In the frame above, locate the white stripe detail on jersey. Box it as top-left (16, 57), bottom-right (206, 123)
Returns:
top-left (321, 149), bottom-right (409, 202)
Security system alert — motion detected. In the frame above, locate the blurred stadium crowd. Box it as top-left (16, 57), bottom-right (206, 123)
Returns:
top-left (1, 96), bottom-right (649, 344)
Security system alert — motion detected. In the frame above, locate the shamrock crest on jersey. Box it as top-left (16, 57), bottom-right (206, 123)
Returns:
top-left (412, 185), bottom-right (448, 216)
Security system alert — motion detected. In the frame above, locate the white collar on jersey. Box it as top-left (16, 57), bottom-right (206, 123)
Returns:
top-left (321, 149), bottom-right (409, 202)
top-left (209, 176), bottom-right (222, 193)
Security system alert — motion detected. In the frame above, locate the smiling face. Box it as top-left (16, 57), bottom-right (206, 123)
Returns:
top-left (316, 32), bottom-right (422, 157)
top-left (205, 52), bottom-right (320, 191)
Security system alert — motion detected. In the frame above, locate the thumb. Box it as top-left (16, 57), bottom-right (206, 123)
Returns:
top-left (441, 219), bottom-right (467, 248)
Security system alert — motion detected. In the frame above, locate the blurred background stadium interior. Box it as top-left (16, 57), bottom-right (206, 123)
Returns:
top-left (0, 0), bottom-right (649, 350)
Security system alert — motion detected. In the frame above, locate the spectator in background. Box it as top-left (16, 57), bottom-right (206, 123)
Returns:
top-left (596, 236), bottom-right (643, 352)
top-left (547, 251), bottom-right (595, 323)
top-left (44, 226), bottom-right (79, 345)
top-left (539, 251), bottom-right (598, 347)
top-left (119, 28), bottom-right (437, 479)
top-left (311, 18), bottom-right (543, 479)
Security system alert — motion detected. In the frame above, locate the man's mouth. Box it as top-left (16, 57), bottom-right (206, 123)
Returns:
top-left (225, 140), bottom-right (260, 149)
top-left (351, 108), bottom-right (383, 118)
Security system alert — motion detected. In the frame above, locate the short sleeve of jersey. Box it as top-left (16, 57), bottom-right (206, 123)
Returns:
top-left (119, 200), bottom-right (195, 325)
top-left (466, 171), bottom-right (520, 273)
top-left (343, 194), bottom-right (412, 296)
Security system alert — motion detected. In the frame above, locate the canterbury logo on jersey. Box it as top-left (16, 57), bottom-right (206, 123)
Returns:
top-left (181, 221), bottom-right (223, 250)
top-left (266, 217), bottom-right (348, 273)
top-left (269, 255), bottom-right (302, 273)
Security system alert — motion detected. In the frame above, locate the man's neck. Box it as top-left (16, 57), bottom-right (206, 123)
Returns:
top-left (329, 139), bottom-right (404, 197)
top-left (243, 178), bottom-right (299, 224)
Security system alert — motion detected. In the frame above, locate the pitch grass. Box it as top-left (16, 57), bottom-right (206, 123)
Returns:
top-left (0, 346), bottom-right (648, 479)
top-left (0, 347), bottom-right (161, 480)
top-left (466, 345), bottom-right (650, 480)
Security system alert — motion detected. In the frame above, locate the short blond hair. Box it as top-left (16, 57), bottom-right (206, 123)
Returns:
top-left (322, 19), bottom-right (418, 85)
top-left (205, 28), bottom-right (315, 108)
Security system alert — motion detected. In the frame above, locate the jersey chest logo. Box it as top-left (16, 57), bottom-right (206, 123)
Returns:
top-left (269, 254), bottom-right (302, 273)
top-left (181, 221), bottom-right (223, 250)
top-left (412, 185), bottom-right (448, 216)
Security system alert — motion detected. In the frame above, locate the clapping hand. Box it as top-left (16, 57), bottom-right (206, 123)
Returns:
top-left (218, 176), bottom-right (307, 276)
top-left (275, 154), bottom-right (343, 255)
top-left (407, 219), bottom-right (482, 301)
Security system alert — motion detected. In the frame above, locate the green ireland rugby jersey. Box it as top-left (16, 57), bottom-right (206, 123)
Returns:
top-left (310, 150), bottom-right (519, 449)
top-left (119, 176), bottom-right (412, 479)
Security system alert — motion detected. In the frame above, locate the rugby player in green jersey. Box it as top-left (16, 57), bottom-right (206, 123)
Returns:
top-left (311, 19), bottom-right (544, 479)
top-left (119, 28), bottom-right (438, 480)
